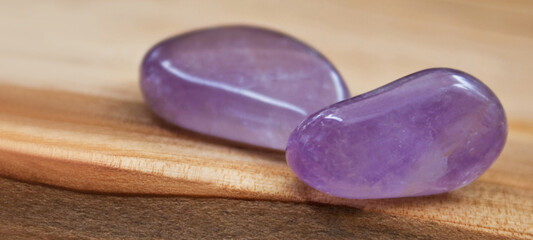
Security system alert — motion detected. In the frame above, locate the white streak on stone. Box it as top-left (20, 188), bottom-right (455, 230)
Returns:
top-left (330, 72), bottom-right (346, 101)
top-left (161, 60), bottom-right (308, 116)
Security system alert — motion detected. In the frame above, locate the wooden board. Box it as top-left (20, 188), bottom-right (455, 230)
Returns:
top-left (0, 177), bottom-right (515, 240)
top-left (0, 0), bottom-right (532, 238)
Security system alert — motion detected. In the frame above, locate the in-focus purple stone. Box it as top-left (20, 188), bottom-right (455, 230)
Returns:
top-left (141, 26), bottom-right (350, 150)
top-left (286, 68), bottom-right (507, 199)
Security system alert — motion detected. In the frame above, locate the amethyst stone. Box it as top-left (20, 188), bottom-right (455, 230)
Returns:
top-left (286, 68), bottom-right (507, 199)
top-left (141, 26), bottom-right (349, 150)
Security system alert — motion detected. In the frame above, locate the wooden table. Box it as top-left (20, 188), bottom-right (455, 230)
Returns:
top-left (0, 0), bottom-right (532, 239)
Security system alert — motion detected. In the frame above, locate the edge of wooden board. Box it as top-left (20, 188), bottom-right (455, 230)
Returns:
top-left (0, 84), bottom-right (531, 238)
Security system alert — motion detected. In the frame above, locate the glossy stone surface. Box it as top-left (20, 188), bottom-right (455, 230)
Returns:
top-left (286, 68), bottom-right (507, 199)
top-left (141, 26), bottom-right (349, 150)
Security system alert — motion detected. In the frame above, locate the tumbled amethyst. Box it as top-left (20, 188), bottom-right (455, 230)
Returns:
top-left (141, 26), bottom-right (349, 150)
top-left (286, 68), bottom-right (507, 199)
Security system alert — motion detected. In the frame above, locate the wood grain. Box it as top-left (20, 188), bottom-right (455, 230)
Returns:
top-left (0, 0), bottom-right (532, 238)
top-left (0, 177), bottom-right (514, 240)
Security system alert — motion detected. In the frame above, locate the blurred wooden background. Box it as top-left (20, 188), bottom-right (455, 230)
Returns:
top-left (0, 0), bottom-right (532, 239)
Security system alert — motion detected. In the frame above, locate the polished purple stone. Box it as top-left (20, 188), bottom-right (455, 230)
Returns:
top-left (140, 26), bottom-right (349, 150)
top-left (286, 68), bottom-right (507, 199)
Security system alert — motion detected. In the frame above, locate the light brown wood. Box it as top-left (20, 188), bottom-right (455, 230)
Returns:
top-left (0, 177), bottom-right (513, 240)
top-left (0, 0), bottom-right (532, 238)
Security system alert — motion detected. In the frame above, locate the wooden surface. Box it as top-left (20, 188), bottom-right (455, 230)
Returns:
top-left (0, 177), bottom-right (514, 240)
top-left (0, 0), bottom-right (532, 239)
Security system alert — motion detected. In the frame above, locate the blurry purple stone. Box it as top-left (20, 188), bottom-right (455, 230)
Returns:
top-left (140, 26), bottom-right (349, 150)
top-left (286, 68), bottom-right (507, 199)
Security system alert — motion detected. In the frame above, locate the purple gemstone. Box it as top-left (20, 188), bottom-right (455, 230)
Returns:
top-left (286, 68), bottom-right (507, 199)
top-left (141, 26), bottom-right (349, 150)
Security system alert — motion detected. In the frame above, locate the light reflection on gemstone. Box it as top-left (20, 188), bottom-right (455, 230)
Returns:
top-left (286, 68), bottom-right (507, 199)
top-left (141, 25), bottom-right (350, 150)
top-left (161, 60), bottom-right (308, 115)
